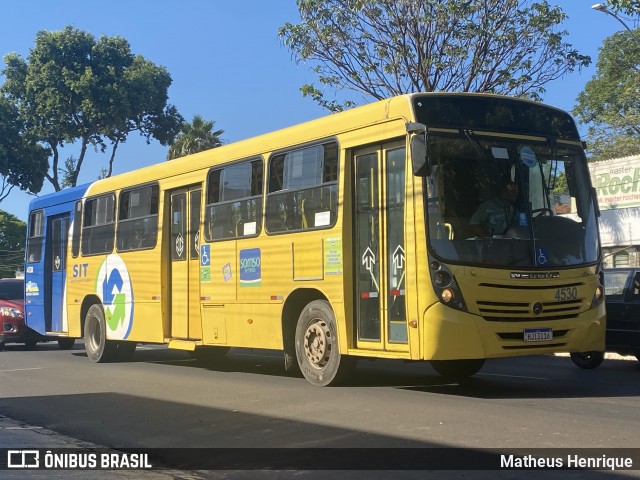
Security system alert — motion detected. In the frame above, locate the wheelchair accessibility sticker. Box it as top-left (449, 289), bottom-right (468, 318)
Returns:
top-left (536, 247), bottom-right (549, 266)
top-left (200, 244), bottom-right (211, 282)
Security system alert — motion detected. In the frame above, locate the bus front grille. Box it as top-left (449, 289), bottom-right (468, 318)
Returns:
top-left (476, 299), bottom-right (582, 322)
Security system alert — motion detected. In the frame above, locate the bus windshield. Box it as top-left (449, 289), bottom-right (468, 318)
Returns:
top-left (425, 131), bottom-right (600, 268)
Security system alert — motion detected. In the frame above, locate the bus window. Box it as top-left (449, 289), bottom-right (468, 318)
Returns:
top-left (117, 184), bottom-right (159, 251)
top-left (81, 193), bottom-right (115, 256)
top-left (266, 142), bottom-right (338, 233)
top-left (71, 201), bottom-right (82, 258)
top-left (204, 159), bottom-right (263, 241)
top-left (27, 210), bottom-right (44, 262)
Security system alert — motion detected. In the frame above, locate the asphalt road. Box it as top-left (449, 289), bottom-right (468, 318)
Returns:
top-left (1, 341), bottom-right (639, 479)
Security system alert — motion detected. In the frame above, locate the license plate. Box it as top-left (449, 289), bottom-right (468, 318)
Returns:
top-left (524, 328), bottom-right (553, 342)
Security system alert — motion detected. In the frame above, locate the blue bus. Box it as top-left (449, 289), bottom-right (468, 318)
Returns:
top-left (24, 184), bottom-right (90, 348)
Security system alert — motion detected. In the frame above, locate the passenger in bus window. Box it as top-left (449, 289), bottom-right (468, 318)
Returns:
top-left (132, 226), bottom-right (144, 249)
top-left (469, 181), bottom-right (519, 237)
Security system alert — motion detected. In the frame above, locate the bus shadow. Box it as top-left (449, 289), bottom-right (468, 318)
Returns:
top-left (63, 345), bottom-right (640, 400)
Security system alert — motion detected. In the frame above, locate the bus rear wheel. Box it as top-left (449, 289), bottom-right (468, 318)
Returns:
top-left (295, 300), bottom-right (355, 386)
top-left (84, 304), bottom-right (117, 363)
top-left (430, 359), bottom-right (485, 380)
top-left (570, 351), bottom-right (604, 369)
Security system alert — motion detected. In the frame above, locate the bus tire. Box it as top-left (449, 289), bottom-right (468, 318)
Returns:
top-left (57, 338), bottom-right (76, 350)
top-left (295, 300), bottom-right (355, 387)
top-left (431, 359), bottom-right (485, 380)
top-left (570, 351), bottom-right (604, 369)
top-left (84, 304), bottom-right (117, 363)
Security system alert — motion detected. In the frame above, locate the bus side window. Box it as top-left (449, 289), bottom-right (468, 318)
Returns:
top-left (71, 201), bottom-right (82, 258)
top-left (27, 210), bottom-right (44, 262)
top-left (82, 194), bottom-right (115, 256)
top-left (117, 184), bottom-right (159, 252)
top-left (204, 158), bottom-right (262, 241)
top-left (266, 142), bottom-right (338, 234)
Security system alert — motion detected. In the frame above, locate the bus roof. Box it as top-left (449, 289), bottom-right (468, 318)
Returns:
top-left (87, 93), bottom-right (416, 195)
top-left (28, 183), bottom-right (91, 212)
top-left (45, 92), bottom-right (577, 198)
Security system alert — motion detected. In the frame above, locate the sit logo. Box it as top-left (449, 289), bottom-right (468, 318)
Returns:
top-left (95, 254), bottom-right (134, 340)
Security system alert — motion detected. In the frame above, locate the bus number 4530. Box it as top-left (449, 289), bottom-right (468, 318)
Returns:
top-left (555, 287), bottom-right (578, 301)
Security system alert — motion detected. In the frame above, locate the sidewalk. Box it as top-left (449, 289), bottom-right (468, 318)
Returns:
top-left (554, 352), bottom-right (638, 361)
top-left (0, 416), bottom-right (203, 479)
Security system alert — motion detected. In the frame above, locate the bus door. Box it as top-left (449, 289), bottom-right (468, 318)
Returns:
top-left (47, 214), bottom-right (69, 333)
top-left (168, 186), bottom-right (203, 340)
top-left (353, 142), bottom-right (409, 352)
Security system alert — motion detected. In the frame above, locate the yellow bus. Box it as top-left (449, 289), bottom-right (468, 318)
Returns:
top-left (24, 93), bottom-right (605, 385)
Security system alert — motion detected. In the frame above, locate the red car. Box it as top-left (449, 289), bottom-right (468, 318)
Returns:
top-left (0, 278), bottom-right (76, 350)
top-left (0, 278), bottom-right (35, 349)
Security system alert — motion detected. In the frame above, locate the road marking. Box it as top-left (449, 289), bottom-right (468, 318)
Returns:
top-left (0, 367), bottom-right (45, 373)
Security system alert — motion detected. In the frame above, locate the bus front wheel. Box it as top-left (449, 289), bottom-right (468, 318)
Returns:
top-left (295, 300), bottom-right (355, 387)
top-left (570, 351), bottom-right (604, 369)
top-left (430, 359), bottom-right (485, 380)
top-left (84, 305), bottom-right (117, 363)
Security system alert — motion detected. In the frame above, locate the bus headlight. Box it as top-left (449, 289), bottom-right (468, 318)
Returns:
top-left (591, 285), bottom-right (604, 309)
top-left (591, 265), bottom-right (605, 309)
top-left (429, 258), bottom-right (467, 311)
top-left (434, 271), bottom-right (452, 288)
top-left (441, 288), bottom-right (454, 303)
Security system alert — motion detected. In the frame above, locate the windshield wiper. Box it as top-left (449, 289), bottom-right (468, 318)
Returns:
top-left (462, 129), bottom-right (490, 161)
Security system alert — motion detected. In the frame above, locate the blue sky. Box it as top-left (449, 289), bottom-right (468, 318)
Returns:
top-left (0, 0), bottom-right (627, 221)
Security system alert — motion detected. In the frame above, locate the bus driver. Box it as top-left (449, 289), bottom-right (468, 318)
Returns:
top-left (469, 181), bottom-right (519, 237)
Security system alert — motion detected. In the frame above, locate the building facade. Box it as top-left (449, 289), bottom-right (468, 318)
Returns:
top-left (590, 155), bottom-right (640, 267)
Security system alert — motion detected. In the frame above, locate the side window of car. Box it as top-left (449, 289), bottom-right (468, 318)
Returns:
top-left (632, 272), bottom-right (640, 300)
top-left (604, 271), bottom-right (629, 300)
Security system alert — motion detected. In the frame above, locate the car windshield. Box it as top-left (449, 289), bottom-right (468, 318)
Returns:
top-left (0, 280), bottom-right (24, 301)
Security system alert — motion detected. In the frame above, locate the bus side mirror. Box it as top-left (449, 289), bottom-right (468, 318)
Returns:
top-left (407, 123), bottom-right (430, 176)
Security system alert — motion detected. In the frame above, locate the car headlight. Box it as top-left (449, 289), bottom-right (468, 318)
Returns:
top-left (0, 306), bottom-right (23, 318)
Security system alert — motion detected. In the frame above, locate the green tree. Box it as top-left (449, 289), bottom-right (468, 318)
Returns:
top-left (1, 26), bottom-right (183, 191)
top-left (279, 0), bottom-right (590, 112)
top-left (573, 29), bottom-right (640, 160)
top-left (0, 97), bottom-right (49, 201)
top-left (607, 0), bottom-right (640, 17)
top-left (553, 171), bottom-right (568, 194)
top-left (167, 115), bottom-right (224, 160)
top-left (0, 210), bottom-right (26, 278)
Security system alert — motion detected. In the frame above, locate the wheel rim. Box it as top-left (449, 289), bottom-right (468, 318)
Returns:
top-left (303, 320), bottom-right (331, 369)
top-left (87, 315), bottom-right (102, 353)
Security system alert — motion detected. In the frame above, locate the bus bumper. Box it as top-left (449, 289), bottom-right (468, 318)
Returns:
top-left (422, 302), bottom-right (606, 360)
